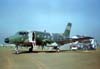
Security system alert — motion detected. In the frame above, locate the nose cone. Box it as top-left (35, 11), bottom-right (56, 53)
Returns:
top-left (5, 38), bottom-right (9, 43)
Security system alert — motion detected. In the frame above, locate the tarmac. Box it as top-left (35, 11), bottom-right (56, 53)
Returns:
top-left (0, 46), bottom-right (100, 69)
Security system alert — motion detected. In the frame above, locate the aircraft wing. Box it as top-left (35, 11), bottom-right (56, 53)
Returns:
top-left (57, 37), bottom-right (93, 45)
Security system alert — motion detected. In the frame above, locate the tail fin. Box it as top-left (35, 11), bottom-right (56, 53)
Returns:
top-left (63, 22), bottom-right (72, 37)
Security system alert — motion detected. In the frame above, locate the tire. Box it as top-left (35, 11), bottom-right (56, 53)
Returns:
top-left (29, 47), bottom-right (33, 52)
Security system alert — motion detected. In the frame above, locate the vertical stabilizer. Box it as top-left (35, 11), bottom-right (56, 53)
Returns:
top-left (63, 22), bottom-right (72, 37)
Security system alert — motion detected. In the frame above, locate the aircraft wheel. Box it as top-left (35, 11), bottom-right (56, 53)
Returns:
top-left (15, 51), bottom-right (20, 54)
top-left (29, 47), bottom-right (33, 52)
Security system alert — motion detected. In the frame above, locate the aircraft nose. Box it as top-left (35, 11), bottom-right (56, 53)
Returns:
top-left (5, 38), bottom-right (9, 43)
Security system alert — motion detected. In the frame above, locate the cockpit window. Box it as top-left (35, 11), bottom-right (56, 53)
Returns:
top-left (18, 32), bottom-right (28, 36)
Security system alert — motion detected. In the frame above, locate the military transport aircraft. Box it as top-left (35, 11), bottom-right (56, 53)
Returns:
top-left (5, 23), bottom-right (72, 54)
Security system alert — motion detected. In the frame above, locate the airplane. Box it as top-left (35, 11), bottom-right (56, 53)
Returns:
top-left (4, 23), bottom-right (72, 54)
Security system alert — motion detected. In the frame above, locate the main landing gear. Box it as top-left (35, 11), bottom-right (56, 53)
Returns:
top-left (29, 46), bottom-right (33, 52)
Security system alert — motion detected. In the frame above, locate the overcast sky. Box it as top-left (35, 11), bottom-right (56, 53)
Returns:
top-left (0, 0), bottom-right (100, 43)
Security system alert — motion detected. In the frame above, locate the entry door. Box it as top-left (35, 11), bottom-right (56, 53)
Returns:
top-left (32, 32), bottom-right (36, 41)
top-left (28, 31), bottom-right (33, 42)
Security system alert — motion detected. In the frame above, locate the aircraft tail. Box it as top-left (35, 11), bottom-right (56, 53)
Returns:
top-left (63, 22), bottom-right (72, 38)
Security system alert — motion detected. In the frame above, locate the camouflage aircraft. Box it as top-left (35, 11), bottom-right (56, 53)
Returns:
top-left (5, 23), bottom-right (72, 54)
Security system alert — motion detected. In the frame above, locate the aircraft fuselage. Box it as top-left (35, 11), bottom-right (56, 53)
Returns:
top-left (5, 31), bottom-right (68, 46)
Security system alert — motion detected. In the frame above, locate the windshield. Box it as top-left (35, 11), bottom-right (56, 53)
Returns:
top-left (18, 32), bottom-right (28, 36)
